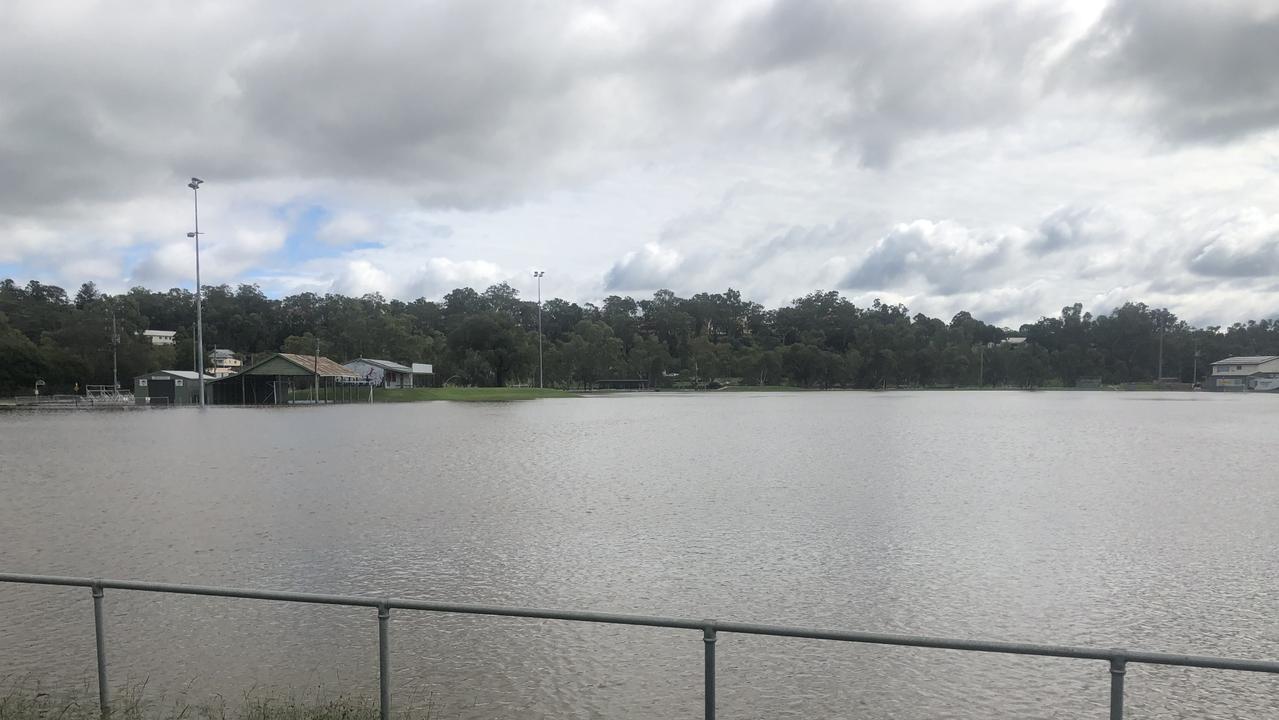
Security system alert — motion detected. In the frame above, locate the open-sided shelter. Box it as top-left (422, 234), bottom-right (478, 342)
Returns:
top-left (208, 352), bottom-right (362, 405)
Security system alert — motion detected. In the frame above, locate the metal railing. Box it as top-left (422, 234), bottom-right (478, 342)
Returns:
top-left (4, 572), bottom-right (1279, 719)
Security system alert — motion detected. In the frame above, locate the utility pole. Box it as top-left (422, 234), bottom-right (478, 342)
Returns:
top-left (975, 343), bottom-right (984, 388)
top-left (1192, 341), bottom-right (1200, 388)
top-left (314, 336), bottom-right (320, 404)
top-left (187, 177), bottom-right (206, 407)
top-left (533, 270), bottom-right (545, 388)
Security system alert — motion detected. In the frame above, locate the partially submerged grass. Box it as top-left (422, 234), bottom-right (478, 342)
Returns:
top-left (0, 680), bottom-right (431, 720)
top-left (372, 387), bottom-right (577, 402)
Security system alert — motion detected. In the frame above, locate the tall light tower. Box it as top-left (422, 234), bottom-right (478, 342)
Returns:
top-left (1155, 317), bottom-right (1166, 381)
top-left (533, 270), bottom-right (545, 388)
top-left (109, 307), bottom-right (120, 393)
top-left (187, 177), bottom-right (206, 407)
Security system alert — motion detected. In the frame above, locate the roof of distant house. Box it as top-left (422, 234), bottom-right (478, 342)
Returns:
top-left (1213, 356), bottom-right (1279, 365)
top-left (209, 348), bottom-right (236, 357)
top-left (143, 329), bottom-right (176, 337)
top-left (348, 358), bottom-right (413, 373)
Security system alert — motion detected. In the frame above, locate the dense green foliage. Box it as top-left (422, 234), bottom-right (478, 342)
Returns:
top-left (2, 277), bottom-right (1277, 395)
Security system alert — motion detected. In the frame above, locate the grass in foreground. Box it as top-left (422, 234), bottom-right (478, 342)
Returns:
top-left (0, 681), bottom-right (430, 720)
top-left (372, 386), bottom-right (577, 402)
top-left (721, 385), bottom-right (817, 392)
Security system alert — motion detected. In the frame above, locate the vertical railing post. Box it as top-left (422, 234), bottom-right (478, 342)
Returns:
top-left (703, 623), bottom-right (716, 720)
top-left (1109, 654), bottom-right (1126, 720)
top-left (378, 601), bottom-right (391, 720)
top-left (91, 583), bottom-right (110, 719)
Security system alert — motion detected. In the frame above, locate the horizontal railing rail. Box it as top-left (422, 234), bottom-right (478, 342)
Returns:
top-left (4, 572), bottom-right (1278, 720)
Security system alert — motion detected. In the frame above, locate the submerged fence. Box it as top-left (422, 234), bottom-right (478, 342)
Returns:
top-left (3, 573), bottom-right (1279, 720)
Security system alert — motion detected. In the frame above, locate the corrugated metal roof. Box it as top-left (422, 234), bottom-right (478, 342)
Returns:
top-left (137, 370), bottom-right (217, 380)
top-left (165, 370), bottom-right (217, 380)
top-left (1213, 356), bottom-right (1279, 365)
top-left (350, 358), bottom-right (413, 373)
top-left (277, 353), bottom-right (362, 378)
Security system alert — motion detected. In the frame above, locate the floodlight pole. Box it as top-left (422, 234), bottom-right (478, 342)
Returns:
top-left (109, 307), bottom-right (119, 394)
top-left (533, 271), bottom-right (545, 388)
top-left (188, 178), bottom-right (205, 407)
top-left (1153, 317), bottom-right (1167, 383)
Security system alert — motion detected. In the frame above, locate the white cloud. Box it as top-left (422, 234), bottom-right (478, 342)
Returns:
top-left (316, 212), bottom-right (377, 246)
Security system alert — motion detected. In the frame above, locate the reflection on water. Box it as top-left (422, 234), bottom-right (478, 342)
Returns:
top-left (2, 391), bottom-right (1277, 719)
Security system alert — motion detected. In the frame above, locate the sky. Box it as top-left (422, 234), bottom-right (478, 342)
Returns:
top-left (2, 0), bottom-right (1279, 327)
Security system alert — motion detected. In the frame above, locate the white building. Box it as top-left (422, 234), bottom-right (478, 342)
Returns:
top-left (344, 358), bottom-right (416, 388)
top-left (143, 329), bottom-right (176, 346)
top-left (207, 348), bottom-right (243, 378)
top-left (1207, 356), bottom-right (1279, 391)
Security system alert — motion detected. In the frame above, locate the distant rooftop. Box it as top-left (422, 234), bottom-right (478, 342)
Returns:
top-left (349, 358), bottom-right (413, 373)
top-left (164, 370), bottom-right (217, 380)
top-left (143, 329), bottom-right (176, 337)
top-left (1213, 356), bottom-right (1279, 365)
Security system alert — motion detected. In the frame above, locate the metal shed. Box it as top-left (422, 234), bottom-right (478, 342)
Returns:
top-left (343, 358), bottom-right (420, 388)
top-left (207, 353), bottom-right (363, 405)
top-left (133, 370), bottom-right (217, 406)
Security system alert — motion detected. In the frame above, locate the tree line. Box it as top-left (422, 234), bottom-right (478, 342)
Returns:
top-left (2, 277), bottom-right (1277, 395)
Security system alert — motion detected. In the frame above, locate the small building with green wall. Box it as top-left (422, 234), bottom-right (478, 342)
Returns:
top-left (133, 370), bottom-right (217, 406)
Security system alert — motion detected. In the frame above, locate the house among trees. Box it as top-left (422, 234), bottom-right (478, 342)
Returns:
top-left (4, 277), bottom-right (1279, 397)
top-left (143, 329), bottom-right (176, 346)
top-left (208, 348), bottom-right (242, 378)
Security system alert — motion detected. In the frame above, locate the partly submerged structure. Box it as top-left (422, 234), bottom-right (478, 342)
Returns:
top-left (133, 370), bottom-right (217, 406)
top-left (1205, 356), bottom-right (1279, 392)
top-left (207, 352), bottom-right (362, 405)
top-left (344, 358), bottom-right (415, 388)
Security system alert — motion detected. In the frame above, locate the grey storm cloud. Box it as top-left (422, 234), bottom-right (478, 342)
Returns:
top-left (1066, 0), bottom-right (1279, 143)
top-left (4, 0), bottom-right (1279, 327)
top-left (603, 243), bottom-right (686, 292)
top-left (0, 0), bottom-right (1079, 217)
top-left (4, 0), bottom-right (1278, 219)
top-left (1186, 216), bottom-right (1279, 278)
top-left (841, 220), bottom-right (1013, 295)
top-left (731, 0), bottom-right (1067, 166)
top-left (1029, 206), bottom-right (1129, 255)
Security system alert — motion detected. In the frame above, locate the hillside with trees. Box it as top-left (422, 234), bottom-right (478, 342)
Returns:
top-left (2, 278), bottom-right (1277, 396)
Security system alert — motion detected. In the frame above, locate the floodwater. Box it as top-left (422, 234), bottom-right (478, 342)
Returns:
top-left (1, 391), bottom-right (1277, 719)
